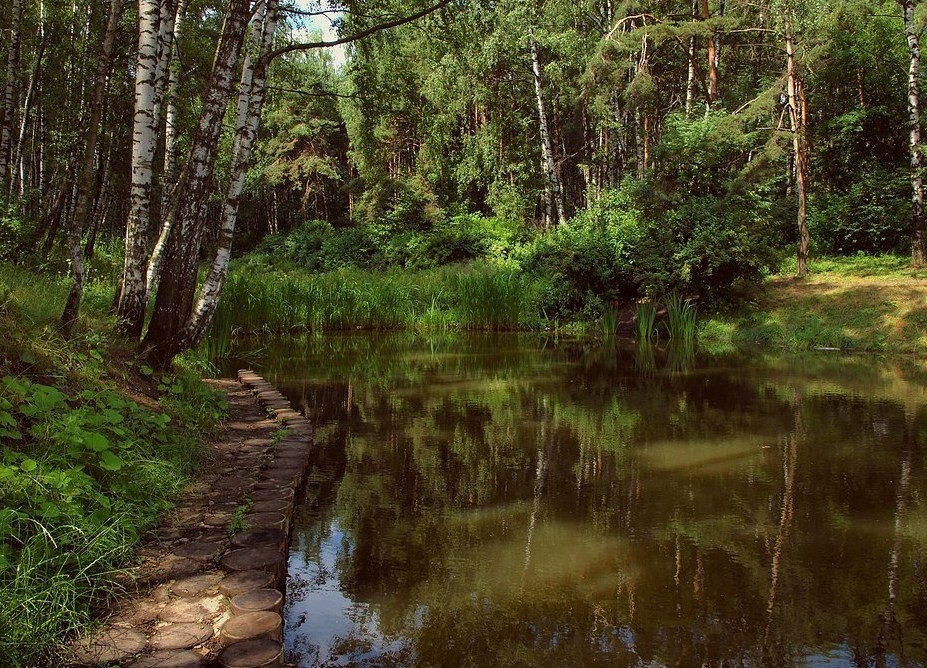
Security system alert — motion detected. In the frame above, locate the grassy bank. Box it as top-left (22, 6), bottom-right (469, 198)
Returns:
top-left (699, 256), bottom-right (927, 354)
top-left (212, 255), bottom-right (927, 356)
top-left (0, 265), bottom-right (225, 666)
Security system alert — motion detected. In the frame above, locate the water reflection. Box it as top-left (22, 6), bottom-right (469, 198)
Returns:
top-left (222, 334), bottom-right (927, 667)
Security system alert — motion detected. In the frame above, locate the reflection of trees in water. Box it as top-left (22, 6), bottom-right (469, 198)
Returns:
top-left (271, 336), bottom-right (927, 667)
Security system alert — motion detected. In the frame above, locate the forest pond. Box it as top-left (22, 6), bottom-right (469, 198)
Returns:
top-left (224, 334), bottom-right (927, 667)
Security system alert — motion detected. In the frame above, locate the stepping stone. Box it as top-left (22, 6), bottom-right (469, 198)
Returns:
top-left (253, 479), bottom-right (297, 492)
top-left (217, 639), bottom-right (283, 668)
top-left (222, 547), bottom-right (286, 583)
top-left (119, 598), bottom-right (165, 625)
top-left (127, 650), bottom-right (203, 667)
top-left (249, 488), bottom-right (294, 503)
top-left (231, 527), bottom-right (287, 551)
top-left (243, 438), bottom-right (274, 447)
top-left (218, 570), bottom-right (275, 597)
top-left (160, 599), bottom-right (210, 623)
top-left (69, 627), bottom-right (146, 665)
top-left (150, 622), bottom-right (214, 650)
top-left (173, 541), bottom-right (225, 563)
top-left (145, 556), bottom-right (203, 583)
top-left (245, 512), bottom-right (287, 531)
top-left (230, 589), bottom-right (284, 616)
top-left (204, 513), bottom-right (232, 528)
top-left (171, 572), bottom-right (224, 598)
top-left (249, 499), bottom-right (289, 514)
top-left (219, 611), bottom-right (283, 646)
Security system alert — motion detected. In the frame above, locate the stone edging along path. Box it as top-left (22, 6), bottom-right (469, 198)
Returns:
top-left (67, 371), bottom-right (311, 668)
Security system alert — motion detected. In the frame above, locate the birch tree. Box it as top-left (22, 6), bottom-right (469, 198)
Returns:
top-left (531, 35), bottom-right (566, 228)
top-left (902, 0), bottom-right (927, 267)
top-left (60, 0), bottom-right (124, 334)
top-left (117, 0), bottom-right (167, 336)
top-left (0, 0), bottom-right (24, 193)
top-left (183, 0), bottom-right (280, 347)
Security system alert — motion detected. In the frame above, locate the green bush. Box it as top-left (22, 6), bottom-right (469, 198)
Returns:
top-left (517, 189), bottom-right (645, 320)
top-left (808, 167), bottom-right (910, 256)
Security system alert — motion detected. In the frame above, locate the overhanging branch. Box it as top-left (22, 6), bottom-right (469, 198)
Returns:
top-left (262, 0), bottom-right (452, 65)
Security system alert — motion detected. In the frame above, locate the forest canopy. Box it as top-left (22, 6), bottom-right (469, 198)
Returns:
top-left (0, 0), bottom-right (924, 364)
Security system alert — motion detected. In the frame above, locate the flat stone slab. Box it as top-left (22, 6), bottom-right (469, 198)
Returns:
top-left (172, 541), bottom-right (225, 563)
top-left (145, 556), bottom-right (203, 583)
top-left (217, 639), bottom-right (283, 668)
top-left (69, 627), bottom-right (147, 665)
top-left (243, 438), bottom-right (274, 447)
top-left (127, 650), bottom-right (203, 667)
top-left (249, 499), bottom-right (289, 514)
top-left (171, 572), bottom-right (224, 598)
top-left (159, 599), bottom-right (210, 623)
top-left (219, 611), bottom-right (283, 646)
top-left (244, 512), bottom-right (287, 530)
top-left (218, 570), bottom-right (276, 598)
top-left (248, 487), bottom-right (294, 503)
top-left (231, 527), bottom-right (287, 551)
top-left (150, 622), bottom-right (214, 650)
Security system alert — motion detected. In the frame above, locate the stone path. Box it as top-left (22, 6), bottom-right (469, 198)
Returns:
top-left (66, 372), bottom-right (311, 668)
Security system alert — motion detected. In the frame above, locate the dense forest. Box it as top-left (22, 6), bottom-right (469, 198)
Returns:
top-left (0, 0), bottom-right (925, 365)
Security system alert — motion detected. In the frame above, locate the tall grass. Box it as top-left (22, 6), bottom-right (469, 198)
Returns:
top-left (635, 302), bottom-right (658, 343)
top-left (209, 263), bottom-right (541, 344)
top-left (666, 293), bottom-right (697, 344)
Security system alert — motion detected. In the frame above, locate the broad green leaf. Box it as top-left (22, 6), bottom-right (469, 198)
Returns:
top-left (20, 459), bottom-right (37, 472)
top-left (98, 450), bottom-right (123, 471)
top-left (84, 432), bottom-right (110, 452)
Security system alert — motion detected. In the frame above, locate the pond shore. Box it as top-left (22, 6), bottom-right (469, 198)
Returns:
top-left (65, 374), bottom-right (311, 668)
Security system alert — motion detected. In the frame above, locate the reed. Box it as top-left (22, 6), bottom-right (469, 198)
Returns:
top-left (602, 304), bottom-right (618, 338)
top-left (208, 263), bottom-right (540, 344)
top-left (665, 292), bottom-right (697, 344)
top-left (634, 301), bottom-right (658, 343)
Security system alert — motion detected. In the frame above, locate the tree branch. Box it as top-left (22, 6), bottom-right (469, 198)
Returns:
top-left (262, 0), bottom-right (452, 65)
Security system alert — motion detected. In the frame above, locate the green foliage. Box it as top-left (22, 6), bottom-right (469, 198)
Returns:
top-left (808, 168), bottom-right (910, 256)
top-left (635, 302), bottom-right (658, 343)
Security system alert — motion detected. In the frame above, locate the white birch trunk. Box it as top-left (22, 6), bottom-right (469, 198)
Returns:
top-left (118, 0), bottom-right (163, 336)
top-left (141, 0), bottom-right (253, 367)
top-left (685, 0), bottom-right (698, 118)
top-left (147, 0), bottom-right (189, 289)
top-left (0, 0), bottom-right (23, 193)
top-left (530, 36), bottom-right (566, 228)
top-left (903, 0), bottom-right (927, 266)
top-left (185, 0), bottom-right (279, 345)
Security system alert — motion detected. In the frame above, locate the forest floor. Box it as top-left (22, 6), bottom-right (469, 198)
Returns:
top-left (701, 256), bottom-right (927, 354)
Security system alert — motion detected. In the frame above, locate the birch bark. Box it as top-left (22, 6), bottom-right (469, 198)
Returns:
top-left (903, 0), bottom-right (927, 266)
top-left (60, 0), bottom-right (123, 334)
top-left (141, 0), bottom-right (253, 367)
top-left (147, 0), bottom-right (189, 289)
top-left (530, 35), bottom-right (566, 228)
top-left (184, 0), bottom-right (279, 346)
top-left (117, 0), bottom-right (164, 336)
top-left (0, 0), bottom-right (24, 193)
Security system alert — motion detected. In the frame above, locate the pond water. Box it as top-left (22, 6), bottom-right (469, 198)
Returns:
top-left (223, 334), bottom-right (927, 667)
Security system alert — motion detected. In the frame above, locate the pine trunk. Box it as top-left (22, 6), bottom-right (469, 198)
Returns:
top-left (117, 0), bottom-right (164, 336)
top-left (785, 5), bottom-right (809, 277)
top-left (903, 0), bottom-right (927, 267)
top-left (141, 0), bottom-right (253, 369)
top-left (530, 36), bottom-right (566, 227)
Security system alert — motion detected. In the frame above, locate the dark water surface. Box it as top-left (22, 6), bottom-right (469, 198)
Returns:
top-left (224, 334), bottom-right (927, 667)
